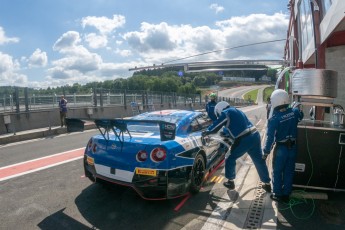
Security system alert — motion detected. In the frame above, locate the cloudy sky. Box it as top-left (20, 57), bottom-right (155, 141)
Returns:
top-left (0, 0), bottom-right (289, 88)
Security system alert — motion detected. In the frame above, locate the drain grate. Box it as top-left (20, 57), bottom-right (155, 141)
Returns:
top-left (243, 182), bottom-right (266, 229)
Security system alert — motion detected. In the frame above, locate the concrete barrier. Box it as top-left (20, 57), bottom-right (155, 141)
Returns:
top-left (0, 103), bottom-right (205, 135)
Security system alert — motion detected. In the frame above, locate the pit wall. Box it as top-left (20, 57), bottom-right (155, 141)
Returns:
top-left (0, 103), bottom-right (205, 135)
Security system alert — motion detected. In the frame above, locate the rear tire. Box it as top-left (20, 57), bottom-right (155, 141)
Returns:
top-left (190, 154), bottom-right (206, 194)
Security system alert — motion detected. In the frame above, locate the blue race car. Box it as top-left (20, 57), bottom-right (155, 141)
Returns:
top-left (83, 109), bottom-right (228, 200)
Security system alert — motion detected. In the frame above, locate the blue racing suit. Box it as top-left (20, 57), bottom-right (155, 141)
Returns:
top-left (263, 107), bottom-right (303, 197)
top-left (205, 107), bottom-right (270, 183)
top-left (206, 100), bottom-right (217, 121)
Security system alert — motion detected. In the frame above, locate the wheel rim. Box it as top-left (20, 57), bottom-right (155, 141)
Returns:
top-left (193, 158), bottom-right (205, 186)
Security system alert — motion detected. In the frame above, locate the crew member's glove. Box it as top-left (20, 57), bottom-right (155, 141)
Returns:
top-left (219, 131), bottom-right (230, 138)
top-left (262, 152), bottom-right (269, 160)
top-left (291, 101), bottom-right (302, 111)
top-left (201, 131), bottom-right (210, 137)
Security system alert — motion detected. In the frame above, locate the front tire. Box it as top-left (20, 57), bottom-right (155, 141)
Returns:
top-left (190, 154), bottom-right (206, 194)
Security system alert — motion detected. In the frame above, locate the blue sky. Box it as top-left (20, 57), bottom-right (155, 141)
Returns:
top-left (0, 0), bottom-right (289, 88)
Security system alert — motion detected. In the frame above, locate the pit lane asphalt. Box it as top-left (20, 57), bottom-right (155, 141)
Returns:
top-left (1, 105), bottom-right (345, 229)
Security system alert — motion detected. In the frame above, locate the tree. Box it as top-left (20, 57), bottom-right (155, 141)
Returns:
top-left (267, 68), bottom-right (278, 82)
top-left (192, 76), bottom-right (207, 86)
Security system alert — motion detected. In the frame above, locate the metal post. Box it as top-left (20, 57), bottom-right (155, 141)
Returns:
top-left (54, 94), bottom-right (57, 108)
top-left (173, 92), bottom-right (176, 107)
top-left (24, 87), bottom-right (29, 112)
top-left (142, 93), bottom-right (145, 111)
top-left (48, 110), bottom-right (51, 131)
top-left (2, 96), bottom-right (5, 112)
top-left (123, 90), bottom-right (127, 109)
top-left (93, 87), bottom-right (97, 107)
top-left (289, 36), bottom-right (294, 67)
top-left (10, 95), bottom-right (13, 112)
top-left (14, 87), bottom-right (19, 113)
top-left (100, 88), bottom-right (103, 107)
top-left (145, 92), bottom-right (148, 109)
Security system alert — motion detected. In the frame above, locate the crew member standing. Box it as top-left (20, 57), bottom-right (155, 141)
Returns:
top-left (59, 95), bottom-right (68, 127)
top-left (206, 93), bottom-right (218, 121)
top-left (263, 89), bottom-right (303, 202)
top-left (202, 101), bottom-right (271, 192)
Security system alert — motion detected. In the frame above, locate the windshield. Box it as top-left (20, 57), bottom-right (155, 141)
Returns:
top-left (134, 114), bottom-right (184, 123)
top-left (125, 114), bottom-right (184, 133)
top-left (126, 123), bottom-right (160, 133)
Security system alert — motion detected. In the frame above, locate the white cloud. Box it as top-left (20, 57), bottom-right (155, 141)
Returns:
top-left (215, 13), bottom-right (288, 59)
top-left (210, 4), bottom-right (224, 14)
top-left (122, 13), bottom-right (288, 64)
top-left (46, 30), bottom-right (131, 86)
top-left (115, 49), bottom-right (132, 57)
top-left (0, 27), bottom-right (19, 45)
top-left (28, 49), bottom-right (48, 68)
top-left (99, 62), bottom-right (136, 77)
top-left (22, 12), bottom-right (289, 87)
top-left (124, 22), bottom-right (176, 52)
top-left (85, 33), bottom-right (108, 49)
top-left (50, 31), bottom-right (102, 82)
top-left (0, 52), bottom-right (27, 86)
top-left (53, 31), bottom-right (81, 52)
top-left (81, 15), bottom-right (125, 34)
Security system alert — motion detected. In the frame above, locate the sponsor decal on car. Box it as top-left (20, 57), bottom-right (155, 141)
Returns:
top-left (136, 168), bottom-right (157, 176)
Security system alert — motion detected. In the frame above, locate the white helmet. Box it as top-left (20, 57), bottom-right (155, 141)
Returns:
top-left (214, 101), bottom-right (230, 117)
top-left (270, 89), bottom-right (289, 108)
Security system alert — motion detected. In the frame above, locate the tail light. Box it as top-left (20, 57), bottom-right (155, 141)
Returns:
top-left (136, 150), bottom-right (148, 162)
top-left (92, 143), bottom-right (97, 153)
top-left (151, 147), bottom-right (167, 162)
top-left (88, 139), bottom-right (93, 149)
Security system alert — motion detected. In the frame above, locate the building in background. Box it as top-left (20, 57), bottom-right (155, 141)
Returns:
top-left (284, 0), bottom-right (345, 120)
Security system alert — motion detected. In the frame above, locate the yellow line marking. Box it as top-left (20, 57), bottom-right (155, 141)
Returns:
top-left (217, 176), bottom-right (224, 183)
top-left (210, 176), bottom-right (225, 183)
top-left (210, 176), bottom-right (217, 182)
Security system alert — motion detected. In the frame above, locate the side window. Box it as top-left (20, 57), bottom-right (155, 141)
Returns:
top-left (189, 118), bottom-right (201, 132)
top-left (198, 115), bottom-right (212, 129)
top-left (189, 115), bottom-right (212, 133)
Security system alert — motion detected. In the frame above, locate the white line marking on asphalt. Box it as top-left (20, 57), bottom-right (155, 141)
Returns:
top-left (0, 156), bottom-right (83, 182)
top-left (0, 129), bottom-right (96, 148)
top-left (0, 147), bottom-right (85, 170)
top-left (256, 119), bottom-right (262, 126)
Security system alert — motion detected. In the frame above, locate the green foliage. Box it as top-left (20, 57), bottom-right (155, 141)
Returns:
top-left (263, 86), bottom-right (275, 102)
top-left (243, 89), bottom-right (258, 102)
top-left (267, 68), bottom-right (278, 82)
top-left (0, 64), bottom-right (279, 96)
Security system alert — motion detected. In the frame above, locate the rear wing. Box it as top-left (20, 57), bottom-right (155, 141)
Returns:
top-left (94, 119), bottom-right (176, 142)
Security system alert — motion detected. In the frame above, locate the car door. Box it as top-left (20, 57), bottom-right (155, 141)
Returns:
top-left (188, 114), bottom-right (220, 161)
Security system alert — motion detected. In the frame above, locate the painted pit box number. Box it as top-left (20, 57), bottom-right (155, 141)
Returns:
top-left (136, 168), bottom-right (157, 176)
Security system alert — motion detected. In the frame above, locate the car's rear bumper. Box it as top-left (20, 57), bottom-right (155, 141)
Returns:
top-left (83, 155), bottom-right (192, 200)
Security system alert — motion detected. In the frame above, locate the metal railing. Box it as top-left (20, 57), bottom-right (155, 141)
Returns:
top-left (0, 88), bottom-right (251, 114)
top-left (0, 90), bottom-right (200, 113)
